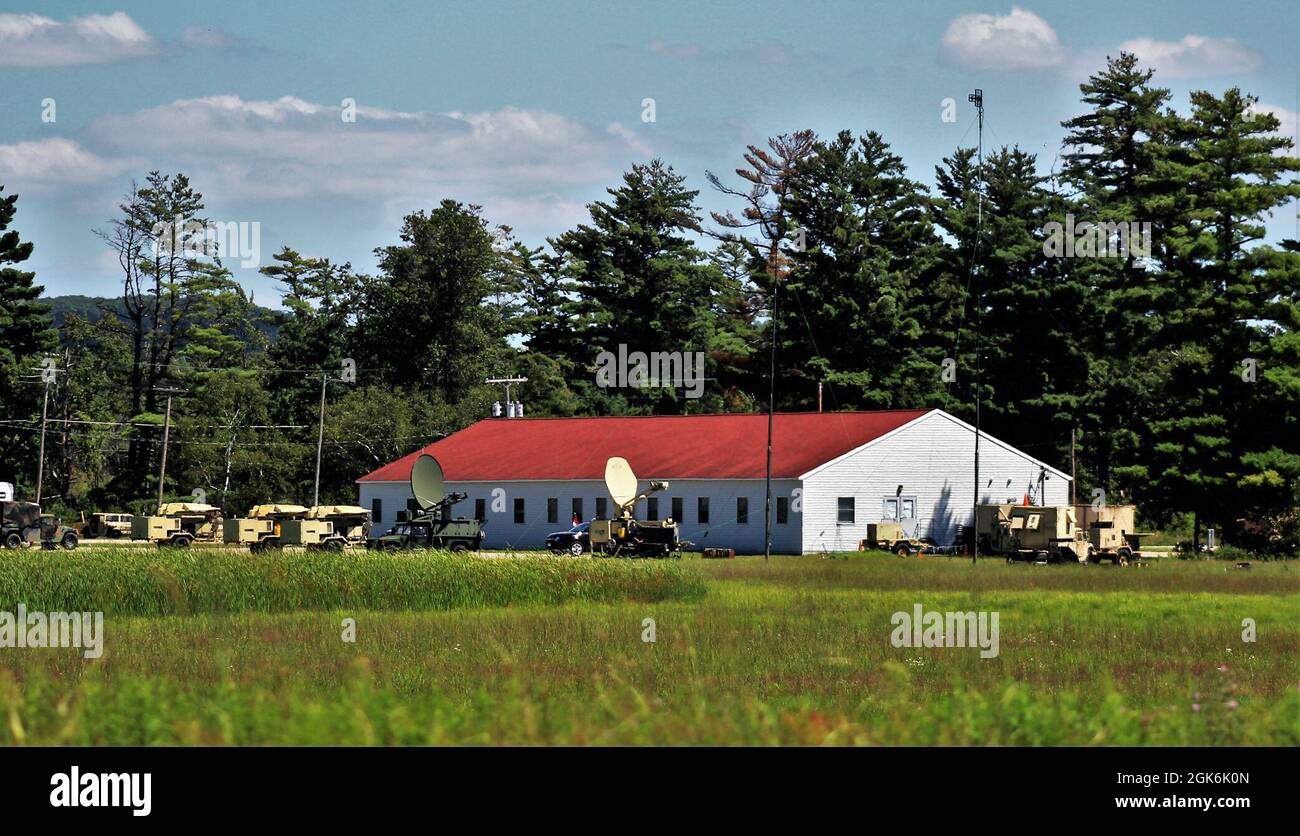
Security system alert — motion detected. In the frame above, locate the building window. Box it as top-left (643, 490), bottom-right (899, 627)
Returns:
top-left (737, 497), bottom-right (749, 524)
top-left (776, 496), bottom-right (789, 525)
top-left (475, 498), bottom-right (486, 520)
top-left (671, 497), bottom-right (682, 523)
top-left (883, 498), bottom-right (898, 520)
top-left (571, 497), bottom-right (583, 523)
top-left (838, 497), bottom-right (855, 524)
top-left (371, 498), bottom-right (382, 524)
top-left (697, 497), bottom-right (709, 524)
top-left (547, 497), bottom-right (558, 524)
top-left (514, 497), bottom-right (525, 524)
top-left (596, 497), bottom-right (608, 519)
top-left (647, 497), bottom-right (659, 520)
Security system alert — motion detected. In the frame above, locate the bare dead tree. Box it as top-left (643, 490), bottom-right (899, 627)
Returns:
top-left (706, 131), bottom-right (818, 561)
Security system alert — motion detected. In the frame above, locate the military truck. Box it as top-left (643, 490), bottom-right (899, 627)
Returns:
top-left (1074, 503), bottom-right (1145, 565)
top-left (369, 455), bottom-right (483, 552)
top-left (131, 502), bottom-right (222, 547)
top-left (223, 504), bottom-right (309, 553)
top-left (2, 501), bottom-right (79, 550)
top-left (82, 512), bottom-right (133, 539)
top-left (589, 457), bottom-right (686, 558)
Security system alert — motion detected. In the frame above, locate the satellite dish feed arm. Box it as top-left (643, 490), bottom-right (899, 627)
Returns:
top-left (618, 480), bottom-right (670, 518)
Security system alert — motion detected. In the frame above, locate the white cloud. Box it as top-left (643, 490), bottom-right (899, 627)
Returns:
top-left (0, 11), bottom-right (155, 67)
top-left (0, 138), bottom-right (133, 188)
top-left (60, 95), bottom-right (650, 209)
top-left (941, 7), bottom-right (1063, 70)
top-left (1118, 35), bottom-right (1261, 79)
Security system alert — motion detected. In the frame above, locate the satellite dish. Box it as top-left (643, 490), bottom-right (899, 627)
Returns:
top-left (605, 457), bottom-right (638, 511)
top-left (411, 454), bottom-right (446, 511)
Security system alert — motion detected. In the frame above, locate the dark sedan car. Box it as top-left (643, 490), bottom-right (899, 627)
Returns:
top-left (545, 522), bottom-right (590, 555)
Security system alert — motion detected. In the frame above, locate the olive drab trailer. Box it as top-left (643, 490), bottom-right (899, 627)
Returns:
top-left (132, 502), bottom-right (223, 547)
top-left (368, 455), bottom-right (483, 552)
top-left (223, 504), bottom-right (309, 553)
top-left (589, 457), bottom-right (687, 558)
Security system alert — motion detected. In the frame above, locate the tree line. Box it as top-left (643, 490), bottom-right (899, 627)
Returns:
top-left (1, 55), bottom-right (1297, 552)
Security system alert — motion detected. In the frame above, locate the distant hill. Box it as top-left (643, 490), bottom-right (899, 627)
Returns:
top-left (42, 295), bottom-right (280, 340)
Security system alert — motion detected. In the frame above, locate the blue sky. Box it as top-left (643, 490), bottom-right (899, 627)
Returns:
top-left (2, 0), bottom-right (1297, 304)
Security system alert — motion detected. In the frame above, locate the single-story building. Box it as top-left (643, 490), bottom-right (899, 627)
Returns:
top-left (356, 409), bottom-right (1071, 554)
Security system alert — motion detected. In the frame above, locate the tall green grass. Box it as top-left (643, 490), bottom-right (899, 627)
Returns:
top-left (0, 548), bottom-right (705, 615)
top-left (3, 662), bottom-right (1294, 745)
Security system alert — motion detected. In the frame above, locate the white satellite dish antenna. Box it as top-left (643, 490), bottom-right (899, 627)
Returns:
top-left (605, 457), bottom-right (638, 513)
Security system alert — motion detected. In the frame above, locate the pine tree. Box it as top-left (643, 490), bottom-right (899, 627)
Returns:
top-left (779, 130), bottom-right (942, 410)
top-left (1137, 87), bottom-right (1300, 546)
top-left (1060, 52), bottom-right (1174, 504)
top-left (553, 160), bottom-right (726, 413)
top-left (0, 185), bottom-right (58, 493)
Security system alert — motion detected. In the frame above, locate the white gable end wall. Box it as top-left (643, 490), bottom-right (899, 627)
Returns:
top-left (800, 411), bottom-right (1070, 551)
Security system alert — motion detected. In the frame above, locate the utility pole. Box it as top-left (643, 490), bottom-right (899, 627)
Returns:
top-left (1070, 428), bottom-right (1077, 505)
top-left (33, 356), bottom-right (62, 506)
top-left (34, 377), bottom-right (50, 506)
top-left (968, 88), bottom-right (984, 566)
top-left (314, 374), bottom-right (328, 507)
top-left (155, 389), bottom-right (182, 511)
top-left (486, 376), bottom-right (528, 418)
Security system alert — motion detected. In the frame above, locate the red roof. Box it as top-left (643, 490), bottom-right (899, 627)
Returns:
top-left (358, 410), bottom-right (932, 483)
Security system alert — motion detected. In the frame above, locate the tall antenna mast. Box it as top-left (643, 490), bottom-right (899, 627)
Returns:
top-left (968, 88), bottom-right (984, 566)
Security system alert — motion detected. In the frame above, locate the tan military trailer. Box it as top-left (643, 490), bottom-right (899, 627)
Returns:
top-left (861, 521), bottom-right (928, 556)
top-left (223, 504), bottom-right (309, 553)
top-left (977, 504), bottom-right (1087, 563)
top-left (589, 457), bottom-right (686, 558)
top-left (131, 502), bottom-right (223, 547)
top-left (1073, 504), bottom-right (1144, 565)
top-left (295, 505), bottom-right (372, 550)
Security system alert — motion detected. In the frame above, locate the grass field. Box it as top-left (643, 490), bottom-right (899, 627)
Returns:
top-left (0, 548), bottom-right (1296, 745)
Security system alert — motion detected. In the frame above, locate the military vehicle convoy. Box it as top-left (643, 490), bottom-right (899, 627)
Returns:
top-left (369, 454), bottom-right (483, 552)
top-left (2, 501), bottom-right (79, 550)
top-left (976, 503), bottom-right (1145, 564)
top-left (589, 457), bottom-right (687, 558)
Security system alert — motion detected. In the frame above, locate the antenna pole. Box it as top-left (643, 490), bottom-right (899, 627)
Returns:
top-left (968, 88), bottom-right (984, 565)
top-left (764, 246), bottom-right (781, 562)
